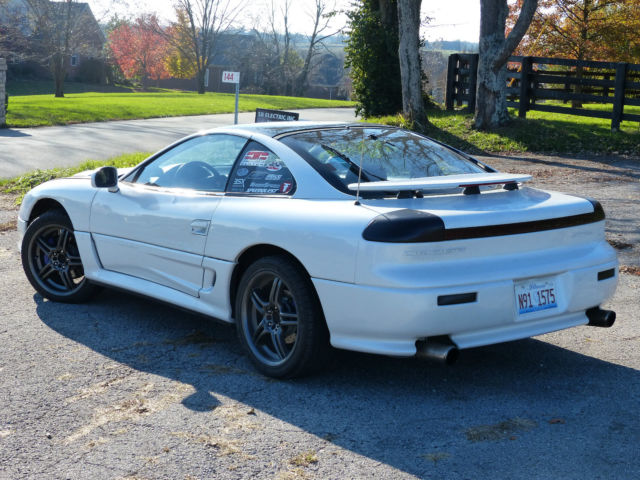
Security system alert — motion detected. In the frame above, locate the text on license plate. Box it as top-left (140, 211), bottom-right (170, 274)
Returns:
top-left (514, 277), bottom-right (558, 315)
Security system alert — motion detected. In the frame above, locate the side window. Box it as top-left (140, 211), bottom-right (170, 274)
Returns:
top-left (131, 134), bottom-right (247, 191)
top-left (227, 141), bottom-right (296, 195)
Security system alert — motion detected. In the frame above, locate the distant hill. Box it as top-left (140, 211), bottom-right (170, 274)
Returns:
top-left (424, 40), bottom-right (478, 53)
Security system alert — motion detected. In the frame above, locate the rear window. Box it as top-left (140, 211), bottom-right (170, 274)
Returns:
top-left (226, 141), bottom-right (296, 195)
top-left (280, 127), bottom-right (485, 194)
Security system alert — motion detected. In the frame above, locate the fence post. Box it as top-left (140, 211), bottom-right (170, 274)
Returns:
top-left (466, 54), bottom-right (479, 113)
top-left (455, 56), bottom-right (464, 107)
top-left (518, 56), bottom-right (532, 118)
top-left (0, 58), bottom-right (6, 128)
top-left (445, 54), bottom-right (458, 110)
top-left (611, 62), bottom-right (628, 131)
top-left (603, 73), bottom-right (610, 98)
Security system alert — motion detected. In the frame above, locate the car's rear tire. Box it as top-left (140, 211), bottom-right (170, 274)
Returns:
top-left (21, 210), bottom-right (99, 303)
top-left (235, 255), bottom-right (330, 378)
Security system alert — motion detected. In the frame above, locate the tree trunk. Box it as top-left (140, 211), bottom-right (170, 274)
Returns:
top-left (572, 64), bottom-right (584, 109)
top-left (52, 53), bottom-right (65, 98)
top-left (295, 49), bottom-right (313, 97)
top-left (475, 54), bottom-right (509, 128)
top-left (197, 68), bottom-right (206, 94)
top-left (379, 0), bottom-right (397, 28)
top-left (397, 0), bottom-right (427, 128)
top-left (474, 0), bottom-right (538, 130)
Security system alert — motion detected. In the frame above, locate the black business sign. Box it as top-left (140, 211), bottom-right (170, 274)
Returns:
top-left (255, 108), bottom-right (300, 123)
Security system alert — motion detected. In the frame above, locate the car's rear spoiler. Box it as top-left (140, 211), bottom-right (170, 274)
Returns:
top-left (348, 173), bottom-right (532, 192)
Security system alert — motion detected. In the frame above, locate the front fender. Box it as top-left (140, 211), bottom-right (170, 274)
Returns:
top-left (18, 178), bottom-right (98, 232)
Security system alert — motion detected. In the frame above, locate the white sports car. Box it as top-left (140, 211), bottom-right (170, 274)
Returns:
top-left (18, 122), bottom-right (618, 377)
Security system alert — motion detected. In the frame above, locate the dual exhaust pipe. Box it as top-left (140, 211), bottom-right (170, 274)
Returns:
top-left (415, 338), bottom-right (459, 365)
top-left (586, 307), bottom-right (616, 328)
top-left (416, 307), bottom-right (615, 364)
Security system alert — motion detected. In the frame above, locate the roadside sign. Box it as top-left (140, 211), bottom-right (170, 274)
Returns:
top-left (222, 71), bottom-right (240, 84)
top-left (255, 108), bottom-right (300, 123)
top-left (222, 71), bottom-right (241, 124)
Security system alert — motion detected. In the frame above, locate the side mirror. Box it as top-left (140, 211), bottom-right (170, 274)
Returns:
top-left (91, 166), bottom-right (119, 193)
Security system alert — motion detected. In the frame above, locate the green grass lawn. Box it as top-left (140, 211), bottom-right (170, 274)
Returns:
top-left (371, 104), bottom-right (640, 156)
top-left (0, 152), bottom-right (151, 202)
top-left (6, 79), bottom-right (143, 96)
top-left (5, 89), bottom-right (354, 127)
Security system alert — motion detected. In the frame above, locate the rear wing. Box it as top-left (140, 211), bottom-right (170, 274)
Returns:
top-left (348, 173), bottom-right (532, 193)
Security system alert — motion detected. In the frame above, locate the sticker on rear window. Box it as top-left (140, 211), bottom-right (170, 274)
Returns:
top-left (266, 161), bottom-right (283, 172)
top-left (241, 151), bottom-right (270, 166)
top-left (280, 182), bottom-right (293, 193)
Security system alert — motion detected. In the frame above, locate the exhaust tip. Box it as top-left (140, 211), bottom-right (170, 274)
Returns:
top-left (416, 338), bottom-right (459, 365)
top-left (443, 346), bottom-right (459, 365)
top-left (586, 307), bottom-right (616, 328)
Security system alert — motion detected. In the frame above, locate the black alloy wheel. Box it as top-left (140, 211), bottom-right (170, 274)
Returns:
top-left (236, 255), bottom-right (329, 378)
top-left (21, 210), bottom-right (98, 303)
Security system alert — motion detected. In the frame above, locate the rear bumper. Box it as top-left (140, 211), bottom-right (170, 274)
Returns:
top-left (313, 259), bottom-right (618, 357)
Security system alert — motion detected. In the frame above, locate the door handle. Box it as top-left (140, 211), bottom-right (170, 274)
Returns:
top-left (190, 219), bottom-right (210, 236)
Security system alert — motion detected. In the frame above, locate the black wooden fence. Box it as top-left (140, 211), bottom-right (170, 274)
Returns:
top-left (445, 54), bottom-right (640, 130)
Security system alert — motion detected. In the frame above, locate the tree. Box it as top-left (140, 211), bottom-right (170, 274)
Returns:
top-left (294, 0), bottom-right (339, 96)
top-left (509, 0), bottom-right (638, 61)
top-left (6, 0), bottom-right (105, 97)
top-left (599, 1), bottom-right (640, 62)
top-left (109, 15), bottom-right (170, 88)
top-left (509, 0), bottom-right (640, 106)
top-left (474, 0), bottom-right (538, 130)
top-left (263, 0), bottom-right (300, 95)
top-left (164, 0), bottom-right (245, 94)
top-left (237, 0), bottom-right (304, 95)
top-left (345, 0), bottom-right (402, 117)
top-left (165, 8), bottom-right (198, 80)
top-left (397, 0), bottom-right (428, 128)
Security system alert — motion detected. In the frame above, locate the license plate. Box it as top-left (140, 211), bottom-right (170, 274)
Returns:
top-left (515, 277), bottom-right (558, 315)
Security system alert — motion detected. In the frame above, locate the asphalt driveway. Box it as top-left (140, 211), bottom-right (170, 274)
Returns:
top-left (0, 152), bottom-right (638, 479)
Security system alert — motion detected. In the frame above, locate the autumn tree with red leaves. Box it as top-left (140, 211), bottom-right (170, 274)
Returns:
top-left (109, 15), bottom-right (170, 88)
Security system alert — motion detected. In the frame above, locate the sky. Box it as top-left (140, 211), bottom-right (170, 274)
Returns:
top-left (88, 0), bottom-right (481, 43)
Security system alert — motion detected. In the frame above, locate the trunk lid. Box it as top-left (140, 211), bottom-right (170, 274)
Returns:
top-left (360, 186), bottom-right (599, 232)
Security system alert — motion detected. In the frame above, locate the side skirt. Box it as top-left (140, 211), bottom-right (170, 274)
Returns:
top-left (74, 231), bottom-right (235, 323)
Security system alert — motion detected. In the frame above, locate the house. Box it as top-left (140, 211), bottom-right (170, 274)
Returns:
top-left (0, 0), bottom-right (106, 83)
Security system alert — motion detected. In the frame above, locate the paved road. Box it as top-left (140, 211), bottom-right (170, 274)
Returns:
top-left (0, 108), bottom-right (357, 178)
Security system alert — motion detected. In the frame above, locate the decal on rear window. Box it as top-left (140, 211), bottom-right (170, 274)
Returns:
top-left (228, 141), bottom-right (296, 195)
top-left (241, 151), bottom-right (270, 166)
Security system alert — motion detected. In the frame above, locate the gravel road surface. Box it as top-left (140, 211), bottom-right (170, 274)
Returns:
top-left (0, 152), bottom-right (638, 479)
top-left (0, 108), bottom-right (357, 179)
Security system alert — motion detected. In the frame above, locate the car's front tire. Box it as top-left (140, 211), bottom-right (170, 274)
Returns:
top-left (235, 255), bottom-right (330, 378)
top-left (21, 210), bottom-right (99, 303)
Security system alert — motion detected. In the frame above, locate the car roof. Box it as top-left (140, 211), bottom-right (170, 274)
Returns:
top-left (209, 121), bottom-right (386, 138)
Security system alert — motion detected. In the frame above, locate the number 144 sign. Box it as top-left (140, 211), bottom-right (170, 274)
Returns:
top-left (222, 71), bottom-right (240, 84)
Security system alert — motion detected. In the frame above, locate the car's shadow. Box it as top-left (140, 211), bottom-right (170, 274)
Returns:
top-left (35, 288), bottom-right (640, 477)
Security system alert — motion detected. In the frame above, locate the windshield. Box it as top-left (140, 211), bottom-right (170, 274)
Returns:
top-left (280, 126), bottom-right (486, 195)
